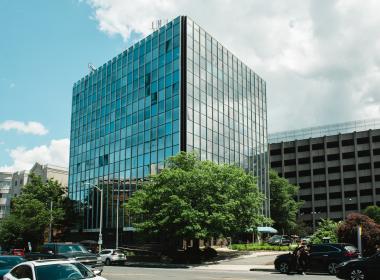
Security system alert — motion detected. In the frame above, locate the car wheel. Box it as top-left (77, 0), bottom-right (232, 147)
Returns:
top-left (105, 258), bottom-right (111, 266)
top-left (278, 262), bottom-right (290, 274)
top-left (350, 268), bottom-right (367, 280)
top-left (350, 269), bottom-right (366, 280)
top-left (327, 262), bottom-right (338, 275)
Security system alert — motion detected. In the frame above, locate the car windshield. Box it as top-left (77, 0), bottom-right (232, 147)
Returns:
top-left (0, 257), bottom-right (24, 268)
top-left (35, 262), bottom-right (94, 280)
top-left (269, 235), bottom-right (281, 241)
top-left (57, 245), bottom-right (88, 254)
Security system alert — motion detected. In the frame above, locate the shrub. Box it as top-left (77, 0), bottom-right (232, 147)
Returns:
top-left (310, 219), bottom-right (338, 244)
top-left (202, 247), bottom-right (217, 260)
top-left (338, 213), bottom-right (380, 256)
top-left (231, 243), bottom-right (291, 251)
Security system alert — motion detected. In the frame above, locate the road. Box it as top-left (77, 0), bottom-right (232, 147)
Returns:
top-left (102, 266), bottom-right (335, 280)
top-left (222, 254), bottom-right (276, 265)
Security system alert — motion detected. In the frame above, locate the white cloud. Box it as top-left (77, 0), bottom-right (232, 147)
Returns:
top-left (0, 138), bottom-right (70, 172)
top-left (0, 120), bottom-right (49, 135)
top-left (86, 0), bottom-right (380, 132)
top-left (9, 83), bottom-right (15, 89)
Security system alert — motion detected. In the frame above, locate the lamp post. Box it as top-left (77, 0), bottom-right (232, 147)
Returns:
top-left (85, 183), bottom-right (103, 252)
top-left (311, 211), bottom-right (321, 233)
top-left (116, 194), bottom-right (119, 249)
top-left (48, 200), bottom-right (53, 242)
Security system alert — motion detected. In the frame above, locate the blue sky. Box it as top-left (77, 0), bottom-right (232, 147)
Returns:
top-left (0, 0), bottom-right (127, 171)
top-left (1, 0), bottom-right (380, 171)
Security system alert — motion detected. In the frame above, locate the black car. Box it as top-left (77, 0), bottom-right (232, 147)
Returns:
top-left (25, 243), bottom-right (103, 272)
top-left (0, 256), bottom-right (25, 280)
top-left (336, 252), bottom-right (380, 280)
top-left (274, 243), bottom-right (359, 275)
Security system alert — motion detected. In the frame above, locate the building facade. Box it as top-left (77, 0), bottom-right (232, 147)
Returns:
top-left (269, 121), bottom-right (380, 230)
top-left (69, 16), bottom-right (269, 239)
top-left (11, 170), bottom-right (29, 197)
top-left (30, 163), bottom-right (68, 191)
top-left (0, 163), bottom-right (69, 217)
top-left (0, 172), bottom-right (12, 219)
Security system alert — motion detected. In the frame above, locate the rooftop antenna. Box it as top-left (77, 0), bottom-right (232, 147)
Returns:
top-left (151, 19), bottom-right (169, 31)
top-left (88, 63), bottom-right (96, 73)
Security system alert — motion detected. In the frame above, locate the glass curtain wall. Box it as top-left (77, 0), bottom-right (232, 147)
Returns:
top-left (184, 18), bottom-right (269, 215)
top-left (69, 17), bottom-right (182, 230)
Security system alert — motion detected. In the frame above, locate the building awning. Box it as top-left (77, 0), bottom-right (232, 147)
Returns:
top-left (257, 226), bottom-right (278, 234)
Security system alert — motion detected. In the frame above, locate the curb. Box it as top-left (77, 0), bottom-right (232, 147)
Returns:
top-left (250, 267), bottom-right (277, 272)
top-left (122, 262), bottom-right (190, 269)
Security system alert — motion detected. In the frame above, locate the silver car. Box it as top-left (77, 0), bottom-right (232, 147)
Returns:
top-left (99, 249), bottom-right (126, 265)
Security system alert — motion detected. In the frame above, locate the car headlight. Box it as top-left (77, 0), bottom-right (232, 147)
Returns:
top-left (337, 262), bottom-right (347, 268)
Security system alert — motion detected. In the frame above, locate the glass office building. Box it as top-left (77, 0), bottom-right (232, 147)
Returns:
top-left (69, 16), bottom-right (269, 238)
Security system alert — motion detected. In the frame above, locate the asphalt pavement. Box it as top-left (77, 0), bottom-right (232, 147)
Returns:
top-left (102, 251), bottom-right (335, 280)
top-left (102, 266), bottom-right (335, 280)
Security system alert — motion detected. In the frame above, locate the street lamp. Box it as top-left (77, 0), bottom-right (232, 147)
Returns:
top-left (311, 211), bottom-right (321, 233)
top-left (85, 183), bottom-right (103, 252)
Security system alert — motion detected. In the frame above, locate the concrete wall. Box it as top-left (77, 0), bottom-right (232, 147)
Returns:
top-left (270, 129), bottom-right (380, 230)
top-left (0, 172), bottom-right (13, 219)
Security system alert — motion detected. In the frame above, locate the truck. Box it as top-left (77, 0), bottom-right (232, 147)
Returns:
top-left (25, 243), bottom-right (103, 272)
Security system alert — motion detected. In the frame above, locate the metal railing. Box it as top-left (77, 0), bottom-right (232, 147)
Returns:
top-left (269, 118), bottom-right (380, 143)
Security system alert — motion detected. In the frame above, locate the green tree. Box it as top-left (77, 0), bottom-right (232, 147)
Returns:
top-left (0, 174), bottom-right (71, 249)
top-left (126, 152), bottom-right (269, 250)
top-left (310, 219), bottom-right (338, 244)
top-left (269, 170), bottom-right (303, 234)
top-left (363, 205), bottom-right (380, 224)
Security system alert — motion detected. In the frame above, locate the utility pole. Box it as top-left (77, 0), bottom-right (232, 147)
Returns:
top-left (99, 187), bottom-right (103, 252)
top-left (357, 225), bottom-right (362, 256)
top-left (116, 193), bottom-right (119, 249)
top-left (85, 183), bottom-right (103, 252)
top-left (48, 201), bottom-right (53, 242)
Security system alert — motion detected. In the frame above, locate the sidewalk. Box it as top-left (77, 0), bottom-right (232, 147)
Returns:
top-left (192, 251), bottom-right (281, 272)
top-left (120, 250), bottom-right (282, 272)
top-left (122, 261), bottom-right (277, 272)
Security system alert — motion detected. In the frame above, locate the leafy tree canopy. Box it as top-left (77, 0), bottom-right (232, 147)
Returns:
top-left (363, 205), bottom-right (380, 224)
top-left (0, 174), bottom-right (72, 249)
top-left (338, 213), bottom-right (380, 256)
top-left (310, 219), bottom-right (338, 244)
top-left (269, 170), bottom-right (303, 234)
top-left (126, 152), bottom-right (270, 247)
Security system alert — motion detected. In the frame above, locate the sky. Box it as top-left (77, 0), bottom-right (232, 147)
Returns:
top-left (1, 0), bottom-right (380, 172)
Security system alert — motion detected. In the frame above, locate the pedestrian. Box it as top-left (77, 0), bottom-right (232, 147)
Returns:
top-left (296, 243), bottom-right (310, 275)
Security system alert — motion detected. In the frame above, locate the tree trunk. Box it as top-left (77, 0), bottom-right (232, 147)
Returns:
top-left (193, 239), bottom-right (200, 250)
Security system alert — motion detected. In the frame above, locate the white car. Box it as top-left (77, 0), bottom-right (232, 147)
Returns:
top-left (3, 259), bottom-right (107, 280)
top-left (99, 249), bottom-right (126, 265)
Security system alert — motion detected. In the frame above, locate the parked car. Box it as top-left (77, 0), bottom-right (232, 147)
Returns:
top-left (99, 249), bottom-right (126, 265)
top-left (3, 259), bottom-right (107, 280)
top-left (268, 235), bottom-right (292, 246)
top-left (0, 256), bottom-right (25, 280)
top-left (25, 243), bottom-right (103, 272)
top-left (274, 243), bottom-right (359, 275)
top-left (9, 250), bottom-right (24, 257)
top-left (336, 252), bottom-right (380, 280)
